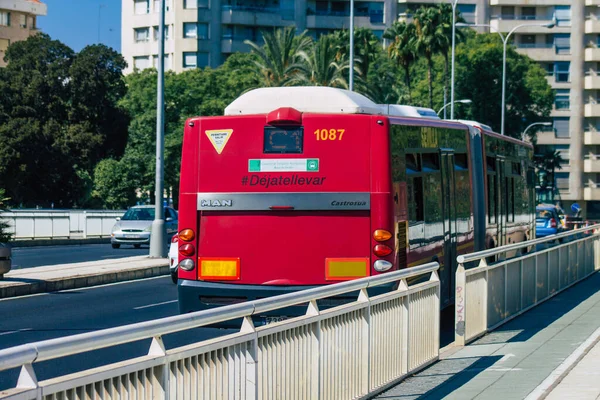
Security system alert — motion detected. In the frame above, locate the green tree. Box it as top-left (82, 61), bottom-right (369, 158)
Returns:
top-left (454, 33), bottom-right (553, 137)
top-left (412, 6), bottom-right (448, 109)
top-left (244, 27), bottom-right (312, 87)
top-left (0, 189), bottom-right (11, 243)
top-left (0, 34), bottom-right (129, 208)
top-left (293, 34), bottom-right (348, 88)
top-left (91, 159), bottom-right (137, 209)
top-left (383, 21), bottom-right (416, 102)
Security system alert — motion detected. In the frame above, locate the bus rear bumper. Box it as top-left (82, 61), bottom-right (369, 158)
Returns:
top-left (178, 279), bottom-right (397, 327)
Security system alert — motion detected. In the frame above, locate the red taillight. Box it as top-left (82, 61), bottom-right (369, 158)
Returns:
top-left (550, 218), bottom-right (557, 228)
top-left (171, 235), bottom-right (178, 244)
top-left (179, 243), bottom-right (195, 257)
top-left (373, 244), bottom-right (392, 257)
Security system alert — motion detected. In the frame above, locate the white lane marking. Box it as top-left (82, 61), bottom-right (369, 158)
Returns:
top-left (0, 276), bottom-right (169, 302)
top-left (0, 328), bottom-right (32, 336)
top-left (498, 353), bottom-right (515, 364)
top-left (134, 300), bottom-right (178, 310)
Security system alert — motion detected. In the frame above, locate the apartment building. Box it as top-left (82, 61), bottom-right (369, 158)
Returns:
top-left (0, 0), bottom-right (47, 67)
top-left (121, 0), bottom-right (397, 72)
top-left (122, 0), bottom-right (595, 218)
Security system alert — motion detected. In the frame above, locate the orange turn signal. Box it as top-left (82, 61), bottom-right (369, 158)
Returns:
top-left (373, 244), bottom-right (392, 257)
top-left (179, 229), bottom-right (195, 242)
top-left (373, 229), bottom-right (392, 242)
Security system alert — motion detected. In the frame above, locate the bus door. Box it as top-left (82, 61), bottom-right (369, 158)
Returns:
top-left (496, 157), bottom-right (507, 250)
top-left (440, 150), bottom-right (458, 305)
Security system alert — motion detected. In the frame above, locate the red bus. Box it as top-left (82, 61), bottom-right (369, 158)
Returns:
top-left (176, 87), bottom-right (535, 318)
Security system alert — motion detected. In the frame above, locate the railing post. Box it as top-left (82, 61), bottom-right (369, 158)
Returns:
top-left (83, 211), bottom-right (88, 239)
top-left (399, 278), bottom-right (409, 374)
top-left (240, 316), bottom-right (258, 399)
top-left (595, 236), bottom-right (600, 271)
top-left (358, 288), bottom-right (370, 394)
top-left (455, 263), bottom-right (466, 346)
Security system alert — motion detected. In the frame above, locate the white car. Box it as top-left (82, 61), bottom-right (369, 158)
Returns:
top-left (169, 235), bottom-right (178, 284)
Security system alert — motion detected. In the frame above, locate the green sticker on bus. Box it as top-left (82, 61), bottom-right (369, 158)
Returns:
top-left (249, 159), bottom-right (319, 172)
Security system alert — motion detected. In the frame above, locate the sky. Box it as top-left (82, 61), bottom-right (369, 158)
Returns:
top-left (37, 0), bottom-right (121, 53)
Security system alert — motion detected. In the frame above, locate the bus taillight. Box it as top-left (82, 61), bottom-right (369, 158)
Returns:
top-left (373, 229), bottom-right (392, 242)
top-left (373, 244), bottom-right (392, 257)
top-left (179, 244), bottom-right (195, 257)
top-left (179, 229), bottom-right (195, 242)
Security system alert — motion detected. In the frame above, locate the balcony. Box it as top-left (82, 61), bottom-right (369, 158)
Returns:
top-left (0, 0), bottom-right (47, 15)
top-left (587, 0), bottom-right (600, 5)
top-left (586, 72), bottom-right (600, 90)
top-left (535, 129), bottom-right (565, 145)
top-left (584, 185), bottom-right (600, 201)
top-left (515, 44), bottom-right (569, 61)
top-left (586, 18), bottom-right (600, 34)
top-left (584, 155), bottom-right (600, 173)
top-left (586, 103), bottom-right (600, 117)
top-left (585, 131), bottom-right (600, 145)
top-left (221, 38), bottom-right (252, 53)
top-left (586, 48), bottom-right (600, 62)
top-left (490, 18), bottom-right (557, 34)
top-left (306, 9), bottom-right (383, 29)
top-left (221, 5), bottom-right (292, 27)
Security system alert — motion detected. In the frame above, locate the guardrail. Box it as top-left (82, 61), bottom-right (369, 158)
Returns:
top-left (0, 210), bottom-right (124, 240)
top-left (0, 263), bottom-right (440, 399)
top-left (455, 225), bottom-right (600, 346)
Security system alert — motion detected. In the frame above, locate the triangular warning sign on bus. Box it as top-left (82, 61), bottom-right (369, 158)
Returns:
top-left (205, 129), bottom-right (233, 154)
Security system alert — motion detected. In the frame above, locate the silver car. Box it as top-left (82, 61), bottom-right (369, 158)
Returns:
top-left (111, 205), bottom-right (178, 249)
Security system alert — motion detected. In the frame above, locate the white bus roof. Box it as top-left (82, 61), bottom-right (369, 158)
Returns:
top-left (452, 119), bottom-right (494, 132)
top-left (379, 104), bottom-right (440, 119)
top-left (224, 87), bottom-right (383, 116)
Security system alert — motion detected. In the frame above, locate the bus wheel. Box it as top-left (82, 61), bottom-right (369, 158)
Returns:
top-left (134, 244), bottom-right (141, 249)
top-left (111, 243), bottom-right (120, 249)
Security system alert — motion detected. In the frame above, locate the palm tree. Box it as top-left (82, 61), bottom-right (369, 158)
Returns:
top-left (436, 3), bottom-right (465, 117)
top-left (244, 27), bottom-right (312, 87)
top-left (330, 28), bottom-right (380, 80)
top-left (383, 21), bottom-right (417, 103)
top-left (292, 35), bottom-right (348, 88)
top-left (412, 6), bottom-right (448, 108)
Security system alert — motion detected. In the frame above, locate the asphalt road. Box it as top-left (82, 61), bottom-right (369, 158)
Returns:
top-left (0, 276), bottom-right (234, 391)
top-left (10, 243), bottom-right (149, 269)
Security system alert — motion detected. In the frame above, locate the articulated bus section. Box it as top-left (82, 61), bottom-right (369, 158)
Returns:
top-left (175, 87), bottom-right (535, 316)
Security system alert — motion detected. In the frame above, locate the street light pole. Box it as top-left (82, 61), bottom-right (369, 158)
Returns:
top-left (522, 121), bottom-right (552, 141)
top-left (457, 21), bottom-right (554, 135)
top-left (438, 99), bottom-right (472, 117)
top-left (449, 0), bottom-right (459, 120)
top-left (149, 0), bottom-right (166, 258)
top-left (349, 0), bottom-right (354, 91)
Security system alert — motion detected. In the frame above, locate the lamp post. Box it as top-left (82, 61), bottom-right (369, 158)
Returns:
top-left (438, 99), bottom-right (471, 117)
top-left (449, 0), bottom-right (459, 120)
top-left (349, 0), bottom-right (354, 91)
top-left (457, 21), bottom-right (554, 135)
top-left (522, 121), bottom-right (552, 141)
top-left (149, 0), bottom-right (166, 258)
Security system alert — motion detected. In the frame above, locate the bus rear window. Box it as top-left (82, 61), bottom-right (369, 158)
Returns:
top-left (264, 126), bottom-right (303, 154)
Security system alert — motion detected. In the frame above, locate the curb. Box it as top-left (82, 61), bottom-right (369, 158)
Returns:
top-left (9, 238), bottom-right (111, 248)
top-left (0, 265), bottom-right (169, 299)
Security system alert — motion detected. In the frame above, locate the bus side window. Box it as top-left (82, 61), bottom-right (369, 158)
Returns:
top-left (487, 157), bottom-right (497, 225)
top-left (407, 177), bottom-right (424, 223)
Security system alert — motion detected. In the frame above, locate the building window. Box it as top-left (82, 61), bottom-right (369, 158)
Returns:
top-left (555, 89), bottom-right (570, 110)
top-left (0, 11), bottom-right (10, 26)
top-left (134, 28), bottom-right (150, 42)
top-left (152, 54), bottom-right (171, 69)
top-left (19, 14), bottom-right (26, 28)
top-left (134, 0), bottom-right (149, 15)
top-left (501, 6), bottom-right (514, 20)
top-left (555, 172), bottom-right (569, 190)
top-left (133, 56), bottom-right (150, 70)
top-left (184, 0), bottom-right (198, 8)
top-left (0, 38), bottom-right (9, 52)
top-left (554, 5), bottom-right (571, 27)
top-left (183, 52), bottom-right (197, 68)
top-left (29, 16), bottom-right (35, 29)
top-left (520, 34), bottom-right (536, 48)
top-left (521, 7), bottom-right (535, 20)
top-left (222, 25), bottom-right (233, 39)
top-left (554, 34), bottom-right (570, 55)
top-left (553, 117), bottom-right (570, 138)
top-left (198, 23), bottom-right (209, 39)
top-left (555, 62), bottom-right (570, 82)
top-left (544, 62), bottom-right (554, 76)
top-left (153, 25), bottom-right (170, 40)
top-left (153, 0), bottom-right (171, 12)
top-left (457, 4), bottom-right (476, 24)
top-left (183, 22), bottom-right (197, 38)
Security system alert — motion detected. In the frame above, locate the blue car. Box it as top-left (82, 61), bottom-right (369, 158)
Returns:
top-left (536, 206), bottom-right (565, 238)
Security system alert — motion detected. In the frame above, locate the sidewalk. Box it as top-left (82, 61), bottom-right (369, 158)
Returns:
top-left (0, 256), bottom-right (169, 299)
top-left (375, 271), bottom-right (600, 400)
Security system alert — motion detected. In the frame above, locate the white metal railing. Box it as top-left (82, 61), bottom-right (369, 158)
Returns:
top-left (0, 210), bottom-right (124, 240)
top-left (455, 225), bottom-right (600, 346)
top-left (0, 263), bottom-right (440, 399)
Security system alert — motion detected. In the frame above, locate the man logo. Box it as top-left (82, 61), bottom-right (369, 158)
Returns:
top-left (201, 199), bottom-right (233, 207)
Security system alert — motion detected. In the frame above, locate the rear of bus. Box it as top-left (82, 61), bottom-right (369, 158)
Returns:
top-left (177, 89), bottom-right (397, 319)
